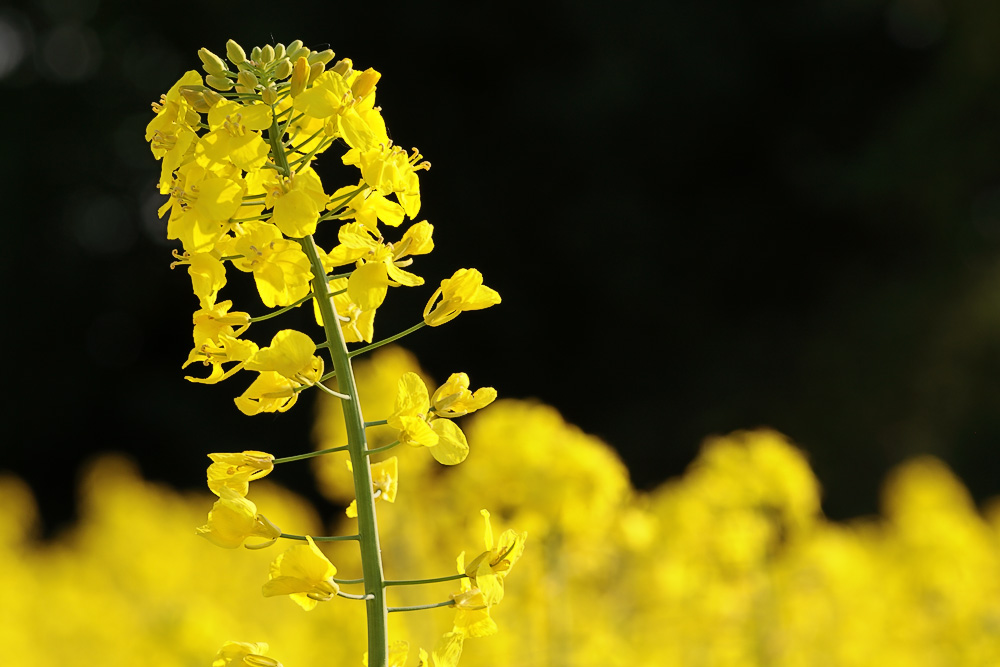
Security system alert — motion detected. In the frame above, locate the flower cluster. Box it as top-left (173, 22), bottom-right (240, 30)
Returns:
top-left (149, 40), bottom-right (516, 667)
top-left (147, 38), bottom-right (499, 416)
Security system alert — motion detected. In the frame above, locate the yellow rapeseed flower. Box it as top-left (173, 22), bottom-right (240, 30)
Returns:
top-left (196, 487), bottom-right (281, 549)
top-left (207, 451), bottom-right (275, 497)
top-left (262, 535), bottom-right (339, 611)
top-left (423, 269), bottom-right (501, 327)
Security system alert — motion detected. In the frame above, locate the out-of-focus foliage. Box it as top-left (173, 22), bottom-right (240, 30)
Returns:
top-left (4, 348), bottom-right (1000, 665)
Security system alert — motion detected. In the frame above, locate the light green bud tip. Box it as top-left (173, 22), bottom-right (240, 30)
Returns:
top-left (226, 39), bottom-right (246, 65)
top-left (273, 43), bottom-right (286, 61)
top-left (237, 70), bottom-right (259, 89)
top-left (250, 45), bottom-right (262, 62)
top-left (205, 73), bottom-right (233, 91)
top-left (308, 49), bottom-right (335, 66)
top-left (260, 44), bottom-right (275, 65)
top-left (198, 48), bottom-right (227, 76)
top-left (273, 58), bottom-right (293, 80)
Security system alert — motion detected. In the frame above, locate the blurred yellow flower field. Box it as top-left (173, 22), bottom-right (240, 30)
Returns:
top-left (5, 347), bottom-right (1000, 665)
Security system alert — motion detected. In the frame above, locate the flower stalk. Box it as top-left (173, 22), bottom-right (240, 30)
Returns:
top-left (266, 112), bottom-right (390, 665)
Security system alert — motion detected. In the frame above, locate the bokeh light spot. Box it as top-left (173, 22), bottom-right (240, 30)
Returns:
top-left (41, 23), bottom-right (101, 82)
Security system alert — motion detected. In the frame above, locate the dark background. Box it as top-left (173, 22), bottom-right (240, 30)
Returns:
top-left (3, 0), bottom-right (1000, 532)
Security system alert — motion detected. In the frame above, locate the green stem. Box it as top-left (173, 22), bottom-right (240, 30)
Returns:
top-left (365, 420), bottom-right (388, 428)
top-left (273, 445), bottom-right (348, 464)
top-left (338, 591), bottom-right (375, 601)
top-left (229, 213), bottom-right (273, 223)
top-left (384, 573), bottom-right (467, 587)
top-left (269, 109), bottom-right (389, 667)
top-left (249, 292), bottom-right (313, 322)
top-left (349, 322), bottom-right (426, 358)
top-left (280, 533), bottom-right (360, 542)
top-left (364, 441), bottom-right (400, 456)
top-left (387, 600), bottom-right (456, 613)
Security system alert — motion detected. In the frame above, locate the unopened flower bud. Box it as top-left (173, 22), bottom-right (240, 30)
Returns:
top-left (260, 44), bottom-right (275, 65)
top-left (307, 61), bottom-right (325, 84)
top-left (351, 68), bottom-right (381, 99)
top-left (237, 70), bottom-right (259, 89)
top-left (179, 85), bottom-right (218, 113)
top-left (308, 49), bottom-right (335, 66)
top-left (331, 58), bottom-right (353, 77)
top-left (288, 46), bottom-right (310, 62)
top-left (250, 46), bottom-right (262, 62)
top-left (261, 84), bottom-right (279, 105)
top-left (273, 58), bottom-right (292, 80)
top-left (202, 88), bottom-right (225, 108)
top-left (226, 39), bottom-right (247, 65)
top-left (290, 56), bottom-right (309, 97)
top-left (198, 47), bottom-right (227, 76)
top-left (286, 39), bottom-right (303, 55)
top-left (205, 74), bottom-right (233, 91)
top-left (273, 43), bottom-right (286, 61)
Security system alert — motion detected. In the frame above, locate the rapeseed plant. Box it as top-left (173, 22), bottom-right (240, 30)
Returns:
top-left (146, 39), bottom-right (513, 667)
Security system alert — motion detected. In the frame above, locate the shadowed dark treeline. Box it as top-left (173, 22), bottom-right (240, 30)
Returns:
top-left (2, 0), bottom-right (999, 532)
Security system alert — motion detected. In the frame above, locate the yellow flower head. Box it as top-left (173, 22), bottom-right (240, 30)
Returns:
top-left (262, 535), bottom-right (339, 611)
top-left (234, 371), bottom-right (300, 416)
top-left (196, 487), bottom-right (281, 549)
top-left (207, 451), bottom-right (275, 497)
top-left (431, 373), bottom-right (497, 419)
top-left (387, 372), bottom-right (469, 465)
top-left (423, 268), bottom-right (501, 327)
top-left (313, 277), bottom-right (376, 343)
top-left (232, 222), bottom-right (313, 308)
top-left (244, 329), bottom-right (323, 384)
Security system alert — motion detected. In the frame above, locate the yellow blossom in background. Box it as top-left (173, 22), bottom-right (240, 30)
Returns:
top-left (363, 640), bottom-right (410, 667)
top-left (7, 348), bottom-right (1000, 665)
top-left (462, 510), bottom-right (526, 607)
top-left (212, 641), bottom-right (282, 667)
top-left (346, 457), bottom-right (398, 518)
